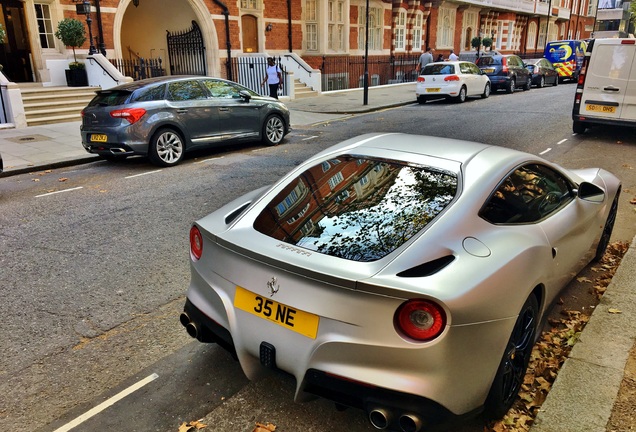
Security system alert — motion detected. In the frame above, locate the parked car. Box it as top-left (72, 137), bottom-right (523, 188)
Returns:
top-left (80, 76), bottom-right (291, 167)
top-left (573, 38), bottom-right (636, 134)
top-left (476, 54), bottom-right (532, 93)
top-left (415, 61), bottom-right (491, 104)
top-left (0, 152), bottom-right (3, 173)
top-left (180, 133), bottom-right (620, 431)
top-left (525, 58), bottom-right (559, 88)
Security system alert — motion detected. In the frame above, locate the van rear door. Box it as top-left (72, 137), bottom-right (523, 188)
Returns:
top-left (581, 40), bottom-right (636, 120)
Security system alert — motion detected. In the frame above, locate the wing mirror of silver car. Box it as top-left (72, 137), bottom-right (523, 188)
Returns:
top-left (575, 182), bottom-right (605, 203)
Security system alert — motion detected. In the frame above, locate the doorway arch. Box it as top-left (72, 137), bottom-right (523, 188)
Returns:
top-left (113, 0), bottom-right (220, 77)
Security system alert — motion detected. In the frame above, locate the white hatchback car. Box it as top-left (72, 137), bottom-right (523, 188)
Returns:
top-left (416, 61), bottom-right (491, 104)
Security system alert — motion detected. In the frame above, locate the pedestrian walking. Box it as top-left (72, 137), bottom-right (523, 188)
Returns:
top-left (262, 57), bottom-right (283, 99)
top-left (448, 49), bottom-right (459, 61)
top-left (416, 47), bottom-right (434, 73)
top-left (436, 53), bottom-right (444, 62)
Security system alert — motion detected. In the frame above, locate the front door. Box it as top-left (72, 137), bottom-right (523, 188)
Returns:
top-left (242, 15), bottom-right (258, 53)
top-left (0, 0), bottom-right (33, 82)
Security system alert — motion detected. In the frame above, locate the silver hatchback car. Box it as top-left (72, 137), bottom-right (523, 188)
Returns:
top-left (81, 76), bottom-right (291, 167)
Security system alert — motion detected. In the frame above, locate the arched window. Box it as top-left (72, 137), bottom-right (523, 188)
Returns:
top-left (464, 27), bottom-right (473, 50)
top-left (527, 22), bottom-right (537, 49)
top-left (437, 7), bottom-right (456, 48)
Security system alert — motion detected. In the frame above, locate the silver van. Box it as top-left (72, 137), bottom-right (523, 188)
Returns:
top-left (572, 38), bottom-right (636, 134)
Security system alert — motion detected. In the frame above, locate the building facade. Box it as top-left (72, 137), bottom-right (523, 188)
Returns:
top-left (0, 0), bottom-right (598, 87)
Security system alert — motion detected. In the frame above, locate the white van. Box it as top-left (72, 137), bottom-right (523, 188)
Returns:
top-left (572, 38), bottom-right (636, 134)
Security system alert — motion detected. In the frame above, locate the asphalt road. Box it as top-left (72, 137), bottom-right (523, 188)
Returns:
top-left (1, 83), bottom-right (635, 432)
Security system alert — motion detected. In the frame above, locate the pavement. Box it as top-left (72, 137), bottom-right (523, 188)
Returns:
top-left (1, 82), bottom-right (635, 431)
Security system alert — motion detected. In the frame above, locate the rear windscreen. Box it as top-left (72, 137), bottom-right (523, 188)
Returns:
top-left (87, 91), bottom-right (131, 107)
top-left (476, 57), bottom-right (502, 66)
top-left (422, 64), bottom-right (456, 75)
top-left (253, 155), bottom-right (458, 262)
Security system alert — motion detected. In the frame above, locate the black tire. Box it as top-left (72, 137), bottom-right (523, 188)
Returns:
top-left (149, 128), bottom-right (185, 167)
top-left (481, 82), bottom-right (491, 99)
top-left (506, 79), bottom-right (515, 94)
top-left (553, 75), bottom-right (559, 86)
top-left (573, 120), bottom-right (587, 134)
top-left (538, 76), bottom-right (545, 88)
top-left (522, 76), bottom-right (532, 91)
top-left (417, 96), bottom-right (426, 104)
top-left (594, 189), bottom-right (621, 262)
top-left (484, 295), bottom-right (538, 420)
top-left (455, 86), bottom-right (467, 103)
top-left (262, 114), bottom-right (285, 146)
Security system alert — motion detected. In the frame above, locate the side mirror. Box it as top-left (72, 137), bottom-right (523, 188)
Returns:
top-left (239, 90), bottom-right (252, 101)
top-left (576, 182), bottom-right (605, 203)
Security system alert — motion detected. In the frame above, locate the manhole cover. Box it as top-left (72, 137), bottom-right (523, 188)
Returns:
top-left (5, 134), bottom-right (50, 144)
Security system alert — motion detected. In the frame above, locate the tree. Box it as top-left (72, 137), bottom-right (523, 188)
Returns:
top-left (482, 37), bottom-right (493, 51)
top-left (471, 36), bottom-right (481, 50)
top-left (54, 18), bottom-right (87, 66)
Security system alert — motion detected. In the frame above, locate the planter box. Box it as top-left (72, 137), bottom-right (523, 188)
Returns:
top-left (65, 68), bottom-right (88, 87)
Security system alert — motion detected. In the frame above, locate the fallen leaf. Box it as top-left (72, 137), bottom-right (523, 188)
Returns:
top-left (253, 422), bottom-right (276, 432)
top-left (32, 178), bottom-right (40, 182)
top-left (576, 276), bottom-right (591, 283)
top-left (58, 177), bottom-right (69, 182)
top-left (608, 308), bottom-right (622, 314)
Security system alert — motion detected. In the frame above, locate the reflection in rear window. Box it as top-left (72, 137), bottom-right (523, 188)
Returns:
top-left (254, 156), bottom-right (458, 262)
top-left (422, 64), bottom-right (456, 75)
top-left (476, 57), bottom-right (502, 66)
top-left (88, 91), bottom-right (131, 107)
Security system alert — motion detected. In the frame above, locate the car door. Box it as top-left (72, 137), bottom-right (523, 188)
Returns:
top-left (481, 164), bottom-right (593, 294)
top-left (165, 79), bottom-right (218, 148)
top-left (201, 79), bottom-right (261, 140)
top-left (459, 62), bottom-right (477, 95)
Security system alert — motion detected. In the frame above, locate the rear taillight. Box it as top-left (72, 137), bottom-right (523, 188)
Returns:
top-left (110, 108), bottom-right (147, 124)
top-left (502, 65), bottom-right (509, 73)
top-left (190, 225), bottom-right (203, 261)
top-left (444, 75), bottom-right (460, 81)
top-left (417, 76), bottom-right (425, 82)
top-left (395, 299), bottom-right (446, 341)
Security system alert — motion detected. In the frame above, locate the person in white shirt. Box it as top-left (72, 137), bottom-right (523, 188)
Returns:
top-left (261, 57), bottom-right (283, 99)
top-left (448, 49), bottom-right (459, 61)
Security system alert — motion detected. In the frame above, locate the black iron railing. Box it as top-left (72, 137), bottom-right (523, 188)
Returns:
top-left (230, 56), bottom-right (288, 97)
top-left (320, 54), bottom-right (420, 90)
top-left (110, 57), bottom-right (166, 81)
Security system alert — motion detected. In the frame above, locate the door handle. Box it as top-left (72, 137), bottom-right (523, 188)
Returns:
top-left (176, 109), bottom-right (188, 113)
top-left (219, 107), bottom-right (230, 112)
top-left (603, 86), bottom-right (620, 92)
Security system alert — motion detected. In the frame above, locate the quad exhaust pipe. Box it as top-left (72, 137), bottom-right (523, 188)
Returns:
top-left (180, 312), bottom-right (199, 339)
top-left (369, 408), bottom-right (391, 429)
top-left (369, 408), bottom-right (423, 432)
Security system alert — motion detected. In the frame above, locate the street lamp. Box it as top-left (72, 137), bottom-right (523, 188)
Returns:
top-left (363, 0), bottom-right (369, 105)
top-left (74, 0), bottom-right (106, 56)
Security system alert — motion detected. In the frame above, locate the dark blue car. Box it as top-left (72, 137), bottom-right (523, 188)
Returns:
top-left (476, 54), bottom-right (532, 93)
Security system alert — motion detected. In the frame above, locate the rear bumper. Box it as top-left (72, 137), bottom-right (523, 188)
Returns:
top-left (180, 298), bottom-right (479, 430)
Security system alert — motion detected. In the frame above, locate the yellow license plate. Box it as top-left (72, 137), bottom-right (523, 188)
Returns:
top-left (234, 286), bottom-right (319, 338)
top-left (484, 68), bottom-right (494, 73)
top-left (90, 134), bottom-right (108, 142)
top-left (586, 104), bottom-right (616, 114)
top-left (426, 88), bottom-right (441, 93)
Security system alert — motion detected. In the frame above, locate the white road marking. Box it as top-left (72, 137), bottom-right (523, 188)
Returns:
top-left (540, 148), bottom-right (552, 155)
top-left (195, 156), bottom-right (225, 164)
top-left (52, 373), bottom-right (159, 432)
top-left (302, 136), bottom-right (318, 141)
top-left (557, 139), bottom-right (567, 145)
top-left (35, 187), bottom-right (83, 198)
top-left (124, 170), bottom-right (162, 179)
